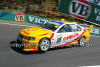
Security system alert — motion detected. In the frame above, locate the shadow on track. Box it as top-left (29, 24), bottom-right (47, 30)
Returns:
top-left (9, 41), bottom-right (74, 55)
top-left (9, 41), bottom-right (44, 55)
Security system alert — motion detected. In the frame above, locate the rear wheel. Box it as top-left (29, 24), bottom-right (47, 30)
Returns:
top-left (38, 38), bottom-right (50, 52)
top-left (78, 37), bottom-right (86, 47)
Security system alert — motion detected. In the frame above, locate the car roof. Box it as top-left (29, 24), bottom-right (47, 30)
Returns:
top-left (51, 21), bottom-right (64, 26)
top-left (51, 21), bottom-right (77, 26)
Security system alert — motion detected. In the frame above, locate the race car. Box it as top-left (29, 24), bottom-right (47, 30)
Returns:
top-left (17, 21), bottom-right (93, 52)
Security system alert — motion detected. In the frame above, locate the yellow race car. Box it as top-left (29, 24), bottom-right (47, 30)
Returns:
top-left (17, 21), bottom-right (93, 52)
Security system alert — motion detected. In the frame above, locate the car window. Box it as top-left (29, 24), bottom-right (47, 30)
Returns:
top-left (70, 24), bottom-right (82, 32)
top-left (40, 23), bottom-right (59, 31)
top-left (77, 25), bottom-right (82, 31)
top-left (58, 24), bottom-right (72, 33)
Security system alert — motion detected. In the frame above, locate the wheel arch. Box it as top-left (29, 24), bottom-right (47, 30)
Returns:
top-left (81, 36), bottom-right (86, 39)
top-left (79, 36), bottom-right (86, 41)
top-left (38, 37), bottom-right (51, 45)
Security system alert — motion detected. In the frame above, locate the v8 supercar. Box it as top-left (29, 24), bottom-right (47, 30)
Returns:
top-left (17, 21), bottom-right (93, 52)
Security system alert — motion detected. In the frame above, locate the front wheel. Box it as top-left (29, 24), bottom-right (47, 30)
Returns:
top-left (38, 38), bottom-right (50, 52)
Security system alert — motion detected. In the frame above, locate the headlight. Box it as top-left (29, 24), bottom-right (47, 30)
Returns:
top-left (25, 37), bottom-right (35, 40)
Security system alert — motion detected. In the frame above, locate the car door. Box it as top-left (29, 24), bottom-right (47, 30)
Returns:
top-left (70, 24), bottom-right (83, 41)
top-left (50, 24), bottom-right (75, 48)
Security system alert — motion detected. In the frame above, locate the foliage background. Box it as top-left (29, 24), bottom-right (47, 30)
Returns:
top-left (0, 0), bottom-right (98, 26)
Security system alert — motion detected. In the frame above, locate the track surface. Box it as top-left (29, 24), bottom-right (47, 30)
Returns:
top-left (0, 23), bottom-right (100, 67)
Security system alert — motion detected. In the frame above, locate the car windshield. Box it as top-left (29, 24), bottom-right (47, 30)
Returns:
top-left (40, 23), bottom-right (59, 31)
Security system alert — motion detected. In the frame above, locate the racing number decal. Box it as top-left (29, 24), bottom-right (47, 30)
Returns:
top-left (56, 37), bottom-right (62, 43)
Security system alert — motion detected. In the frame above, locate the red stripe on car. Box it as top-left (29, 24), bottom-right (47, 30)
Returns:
top-left (74, 29), bottom-right (86, 41)
top-left (50, 33), bottom-right (54, 40)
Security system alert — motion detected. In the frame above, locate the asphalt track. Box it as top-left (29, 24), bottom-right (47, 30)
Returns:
top-left (0, 23), bottom-right (100, 67)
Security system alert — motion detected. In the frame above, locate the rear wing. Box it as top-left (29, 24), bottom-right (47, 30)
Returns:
top-left (88, 25), bottom-right (93, 31)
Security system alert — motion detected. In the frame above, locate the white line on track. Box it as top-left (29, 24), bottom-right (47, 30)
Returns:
top-left (79, 65), bottom-right (100, 67)
top-left (0, 22), bottom-right (34, 27)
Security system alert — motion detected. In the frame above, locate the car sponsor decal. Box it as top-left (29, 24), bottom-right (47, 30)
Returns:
top-left (24, 49), bottom-right (38, 51)
top-left (27, 28), bottom-right (38, 31)
top-left (69, 0), bottom-right (91, 19)
top-left (51, 21), bottom-right (64, 26)
top-left (56, 33), bottom-right (63, 37)
top-left (21, 30), bottom-right (30, 35)
top-left (56, 37), bottom-right (62, 43)
top-left (39, 32), bottom-right (53, 36)
top-left (63, 37), bottom-right (66, 41)
top-left (39, 33), bottom-right (50, 36)
top-left (15, 14), bottom-right (25, 22)
top-left (52, 42), bottom-right (72, 48)
top-left (63, 33), bottom-right (79, 41)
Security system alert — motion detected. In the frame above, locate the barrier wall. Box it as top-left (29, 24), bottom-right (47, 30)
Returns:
top-left (0, 11), bottom-right (100, 36)
top-left (0, 11), bottom-right (53, 25)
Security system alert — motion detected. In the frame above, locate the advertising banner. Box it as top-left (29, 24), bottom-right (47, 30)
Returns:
top-left (0, 11), bottom-right (53, 25)
top-left (58, 0), bottom-right (100, 26)
top-left (27, 16), bottom-right (53, 25)
top-left (0, 11), bottom-right (15, 21)
top-left (90, 27), bottom-right (100, 36)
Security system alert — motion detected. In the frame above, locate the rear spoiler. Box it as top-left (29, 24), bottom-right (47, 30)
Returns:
top-left (88, 25), bottom-right (93, 31)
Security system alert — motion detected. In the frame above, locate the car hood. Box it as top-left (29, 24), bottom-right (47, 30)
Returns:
top-left (20, 27), bottom-right (53, 37)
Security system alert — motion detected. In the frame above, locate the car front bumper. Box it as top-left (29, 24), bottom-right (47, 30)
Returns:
top-left (17, 36), bottom-right (39, 51)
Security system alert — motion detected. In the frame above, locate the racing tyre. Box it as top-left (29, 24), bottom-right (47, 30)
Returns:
top-left (38, 38), bottom-right (50, 52)
top-left (78, 37), bottom-right (86, 47)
